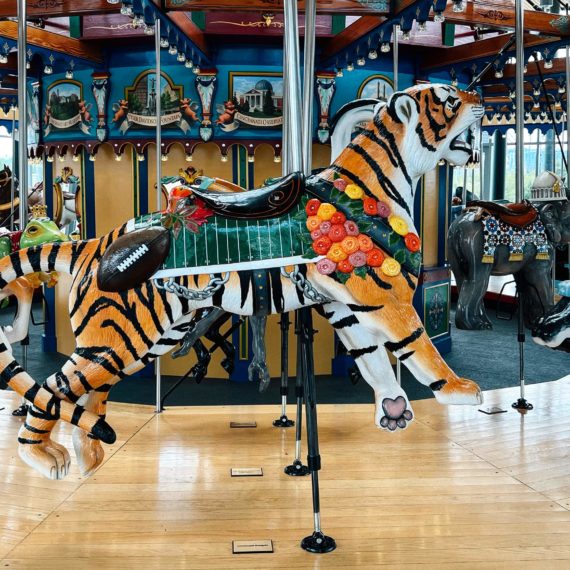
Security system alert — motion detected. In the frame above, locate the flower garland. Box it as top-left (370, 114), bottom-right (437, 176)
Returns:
top-left (161, 186), bottom-right (214, 238)
top-left (297, 175), bottom-right (421, 283)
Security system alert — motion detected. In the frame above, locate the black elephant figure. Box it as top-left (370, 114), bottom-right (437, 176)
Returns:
top-left (448, 198), bottom-right (570, 330)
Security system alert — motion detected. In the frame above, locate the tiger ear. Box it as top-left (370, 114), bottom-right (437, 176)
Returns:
top-left (387, 93), bottom-right (419, 125)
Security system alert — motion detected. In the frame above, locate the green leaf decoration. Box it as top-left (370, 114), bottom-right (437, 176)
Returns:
top-left (394, 249), bottom-right (406, 264)
top-left (389, 232), bottom-right (400, 246)
top-left (302, 251), bottom-right (318, 260)
top-left (292, 211), bottom-right (307, 222)
top-left (354, 266), bottom-right (367, 280)
top-left (333, 172), bottom-right (340, 180)
top-left (409, 252), bottom-right (422, 270)
top-left (359, 221), bottom-right (373, 233)
top-left (336, 271), bottom-right (351, 284)
top-left (299, 235), bottom-right (314, 246)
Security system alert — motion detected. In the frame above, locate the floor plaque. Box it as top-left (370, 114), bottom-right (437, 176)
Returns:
top-left (231, 467), bottom-right (263, 477)
top-left (479, 406), bottom-right (507, 415)
top-left (230, 421), bottom-right (257, 428)
top-left (232, 539), bottom-right (273, 554)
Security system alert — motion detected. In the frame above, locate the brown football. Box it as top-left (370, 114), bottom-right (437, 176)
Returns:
top-left (97, 227), bottom-right (171, 292)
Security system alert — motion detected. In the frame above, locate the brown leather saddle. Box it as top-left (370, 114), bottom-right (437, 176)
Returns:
top-left (189, 172), bottom-right (304, 220)
top-left (466, 199), bottom-right (538, 228)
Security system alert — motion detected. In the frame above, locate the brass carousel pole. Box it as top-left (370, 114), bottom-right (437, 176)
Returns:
top-left (155, 17), bottom-right (162, 414)
top-left (512, 0), bottom-right (533, 412)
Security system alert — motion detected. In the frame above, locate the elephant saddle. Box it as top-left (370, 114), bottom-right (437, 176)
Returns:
top-left (466, 200), bottom-right (538, 228)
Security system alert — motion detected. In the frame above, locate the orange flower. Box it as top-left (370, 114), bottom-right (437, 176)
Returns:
top-left (171, 186), bottom-right (192, 197)
top-left (329, 224), bottom-right (347, 243)
top-left (357, 234), bottom-right (374, 252)
top-left (305, 198), bottom-right (321, 216)
top-left (327, 243), bottom-right (348, 262)
top-left (404, 232), bottom-right (421, 252)
top-left (331, 211), bottom-right (346, 225)
top-left (363, 197), bottom-right (378, 216)
top-left (340, 236), bottom-right (359, 255)
top-left (317, 202), bottom-right (337, 221)
top-left (337, 259), bottom-right (354, 273)
top-left (312, 236), bottom-right (332, 255)
top-left (306, 215), bottom-right (322, 232)
top-left (366, 248), bottom-right (385, 267)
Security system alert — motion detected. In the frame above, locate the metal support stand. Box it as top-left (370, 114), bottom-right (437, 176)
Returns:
top-left (511, 0), bottom-right (532, 413)
top-left (298, 307), bottom-right (336, 553)
top-left (284, 313), bottom-right (309, 476)
top-left (12, 337), bottom-right (30, 416)
top-left (274, 313), bottom-right (294, 427)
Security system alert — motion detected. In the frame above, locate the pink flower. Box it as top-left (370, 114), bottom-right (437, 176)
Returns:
top-left (316, 258), bottom-right (337, 275)
top-left (310, 229), bottom-right (322, 240)
top-left (348, 251), bottom-right (367, 267)
top-left (319, 221), bottom-right (332, 235)
top-left (333, 178), bottom-right (347, 192)
top-left (377, 201), bottom-right (391, 218)
top-left (344, 220), bottom-right (359, 236)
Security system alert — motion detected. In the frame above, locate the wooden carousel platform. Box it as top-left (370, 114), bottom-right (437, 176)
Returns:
top-left (1, 376), bottom-right (570, 568)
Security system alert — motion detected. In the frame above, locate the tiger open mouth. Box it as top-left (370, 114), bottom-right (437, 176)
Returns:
top-left (450, 121), bottom-right (481, 165)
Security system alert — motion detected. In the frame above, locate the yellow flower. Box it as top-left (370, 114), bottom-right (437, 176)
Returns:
top-left (381, 257), bottom-right (401, 277)
top-left (327, 243), bottom-right (348, 262)
top-left (317, 202), bottom-right (337, 221)
top-left (388, 214), bottom-right (409, 236)
top-left (345, 184), bottom-right (364, 200)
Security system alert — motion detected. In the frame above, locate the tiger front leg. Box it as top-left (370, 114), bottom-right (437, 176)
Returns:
top-left (323, 303), bottom-right (414, 430)
top-left (358, 305), bottom-right (483, 406)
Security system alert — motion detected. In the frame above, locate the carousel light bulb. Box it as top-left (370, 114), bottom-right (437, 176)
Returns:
top-left (26, 60), bottom-right (31, 69)
top-left (161, 154), bottom-right (168, 162)
top-left (192, 64), bottom-right (200, 74)
top-left (72, 154), bottom-right (79, 162)
top-left (177, 51), bottom-right (185, 62)
top-left (137, 153), bottom-right (145, 162)
top-left (65, 68), bottom-right (74, 79)
top-left (160, 37), bottom-right (169, 48)
top-left (540, 110), bottom-right (547, 118)
top-left (509, 90), bottom-right (516, 99)
top-left (357, 56), bottom-right (366, 66)
top-left (438, 159), bottom-right (446, 165)
top-left (185, 154), bottom-right (193, 162)
top-left (346, 62), bottom-right (354, 72)
top-left (168, 44), bottom-right (177, 55)
top-left (451, 77), bottom-right (458, 87)
top-left (417, 21), bottom-right (427, 32)
top-left (544, 59), bottom-right (553, 69)
top-left (533, 100), bottom-right (540, 109)
top-left (132, 15), bottom-right (144, 28)
top-left (381, 42), bottom-right (390, 53)
top-left (558, 85), bottom-right (566, 94)
top-left (115, 154), bottom-right (122, 161)
top-left (120, 4), bottom-right (131, 16)
top-left (401, 30), bottom-right (411, 41)
top-left (185, 58), bottom-right (193, 68)
top-left (494, 68), bottom-right (503, 79)
top-left (220, 154), bottom-right (228, 162)
top-left (433, 11), bottom-right (445, 23)
top-left (46, 155), bottom-right (54, 163)
top-left (533, 87), bottom-right (541, 97)
top-left (523, 64), bottom-right (528, 73)
top-left (336, 67), bottom-right (343, 77)
top-left (248, 155), bottom-right (255, 163)
top-left (0, 54), bottom-right (7, 64)
top-left (44, 64), bottom-right (53, 75)
top-left (89, 154), bottom-right (96, 162)
top-left (274, 155), bottom-right (281, 163)
top-left (58, 155), bottom-right (65, 162)
top-left (452, 0), bottom-right (466, 12)
top-left (144, 24), bottom-right (155, 36)
top-left (367, 48), bottom-right (378, 60)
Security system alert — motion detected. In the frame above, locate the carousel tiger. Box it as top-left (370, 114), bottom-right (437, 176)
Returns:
top-left (0, 84), bottom-right (485, 480)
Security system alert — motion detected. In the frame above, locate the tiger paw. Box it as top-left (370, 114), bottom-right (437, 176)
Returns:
top-left (18, 437), bottom-right (71, 480)
top-left (73, 427), bottom-right (105, 477)
top-left (376, 395), bottom-right (413, 431)
top-left (432, 377), bottom-right (483, 405)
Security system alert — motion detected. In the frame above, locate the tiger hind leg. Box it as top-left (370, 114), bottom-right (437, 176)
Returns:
top-left (322, 302), bottom-right (414, 430)
top-left (72, 387), bottom-right (112, 476)
top-left (17, 406), bottom-right (71, 480)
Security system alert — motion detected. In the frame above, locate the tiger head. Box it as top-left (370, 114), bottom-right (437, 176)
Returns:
top-left (377, 84), bottom-right (484, 178)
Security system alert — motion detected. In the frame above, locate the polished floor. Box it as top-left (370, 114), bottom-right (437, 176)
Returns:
top-left (1, 377), bottom-right (570, 568)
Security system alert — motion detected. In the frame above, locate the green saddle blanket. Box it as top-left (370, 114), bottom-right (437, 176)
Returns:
top-left (134, 205), bottom-right (315, 278)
